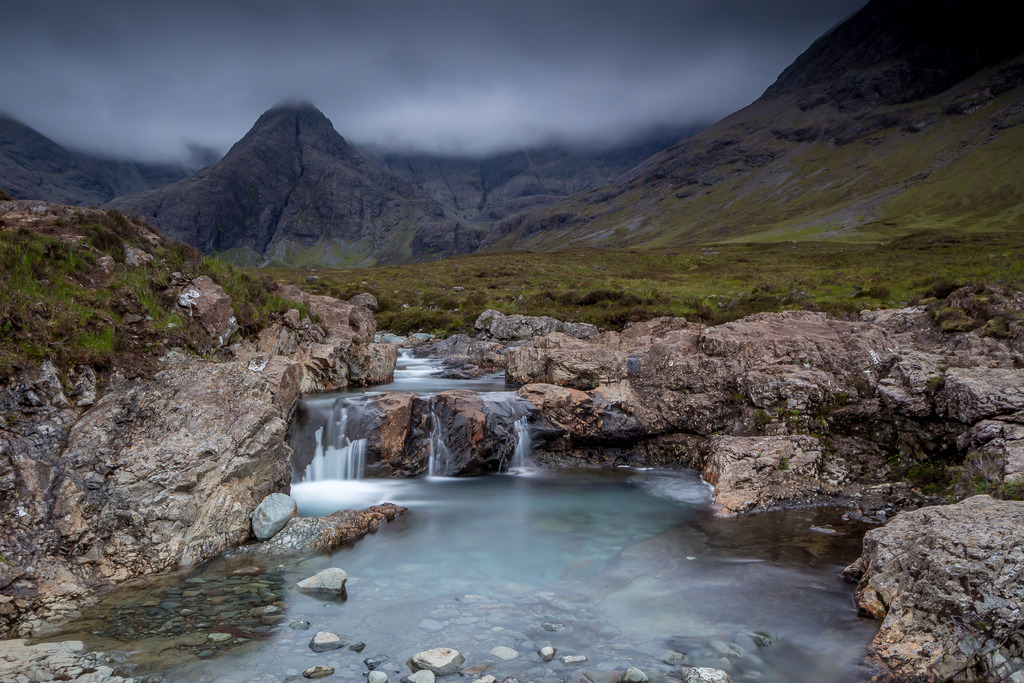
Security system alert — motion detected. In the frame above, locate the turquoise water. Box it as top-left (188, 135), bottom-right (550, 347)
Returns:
top-left (50, 470), bottom-right (879, 682)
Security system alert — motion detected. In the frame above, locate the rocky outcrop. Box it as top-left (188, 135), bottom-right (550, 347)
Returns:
top-left (1, 357), bottom-right (292, 636)
top-left (0, 638), bottom-right (135, 683)
top-left (843, 496), bottom-right (1024, 681)
top-left (510, 308), bottom-right (1024, 514)
top-left (475, 309), bottom-right (598, 341)
top-left (0, 284), bottom-right (397, 637)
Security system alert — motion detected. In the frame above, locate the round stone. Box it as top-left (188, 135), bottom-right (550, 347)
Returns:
top-left (303, 665), bottom-right (334, 679)
top-left (538, 647), bottom-right (557, 662)
top-left (623, 667), bottom-right (649, 682)
top-left (309, 631), bottom-right (345, 652)
top-left (368, 671), bottom-right (388, 683)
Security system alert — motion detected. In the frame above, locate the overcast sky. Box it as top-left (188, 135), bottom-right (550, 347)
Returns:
top-left (1, 0), bottom-right (866, 162)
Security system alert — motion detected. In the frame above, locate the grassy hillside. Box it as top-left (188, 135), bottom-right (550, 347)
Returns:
top-left (0, 202), bottom-right (298, 380)
top-left (270, 230), bottom-right (1024, 336)
top-left (489, 61), bottom-right (1024, 251)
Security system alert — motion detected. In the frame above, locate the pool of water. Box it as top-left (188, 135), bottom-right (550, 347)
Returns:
top-left (45, 470), bottom-right (880, 682)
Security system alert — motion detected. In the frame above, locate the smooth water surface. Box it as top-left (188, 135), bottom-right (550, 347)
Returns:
top-left (48, 470), bottom-right (879, 682)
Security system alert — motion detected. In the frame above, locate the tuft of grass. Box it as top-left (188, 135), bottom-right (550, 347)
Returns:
top-left (952, 453), bottom-right (1024, 501)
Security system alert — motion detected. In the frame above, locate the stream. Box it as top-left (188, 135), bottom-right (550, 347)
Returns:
top-left (39, 351), bottom-right (880, 682)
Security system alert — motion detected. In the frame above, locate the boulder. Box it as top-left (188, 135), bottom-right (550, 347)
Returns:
top-left (297, 567), bottom-right (349, 594)
top-left (309, 631), bottom-right (346, 652)
top-left (844, 496), bottom-right (1024, 681)
top-left (250, 493), bottom-right (298, 540)
top-left (348, 342), bottom-right (399, 386)
top-left (409, 647), bottom-right (465, 675)
top-left (178, 275), bottom-right (237, 346)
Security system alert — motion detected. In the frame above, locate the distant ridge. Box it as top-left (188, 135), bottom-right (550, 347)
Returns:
top-left (0, 114), bottom-right (190, 206)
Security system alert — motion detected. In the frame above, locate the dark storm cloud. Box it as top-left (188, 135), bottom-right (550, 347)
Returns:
top-left (0, 0), bottom-right (866, 161)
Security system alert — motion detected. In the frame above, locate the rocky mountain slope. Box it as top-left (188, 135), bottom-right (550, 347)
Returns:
top-left (372, 126), bottom-right (695, 223)
top-left (0, 114), bottom-right (189, 206)
top-left (488, 0), bottom-right (1024, 250)
top-left (107, 103), bottom-right (483, 268)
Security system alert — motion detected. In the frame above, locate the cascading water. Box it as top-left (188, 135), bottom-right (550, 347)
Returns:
top-left (426, 406), bottom-right (453, 478)
top-left (301, 397), bottom-right (369, 481)
top-left (290, 348), bottom-right (535, 481)
top-left (510, 415), bottom-right (532, 472)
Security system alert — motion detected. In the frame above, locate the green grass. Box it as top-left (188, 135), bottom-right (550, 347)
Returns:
top-left (0, 209), bottom-right (294, 379)
top-left (267, 229), bottom-right (1024, 336)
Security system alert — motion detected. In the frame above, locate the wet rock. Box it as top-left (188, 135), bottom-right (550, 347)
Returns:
top-left (699, 436), bottom-right (839, 516)
top-left (541, 621), bottom-right (566, 632)
top-left (401, 672), bottom-right (436, 683)
top-left (623, 668), bottom-right (649, 682)
top-left (250, 492), bottom-right (298, 540)
top-left (309, 631), bottom-right (346, 652)
top-left (365, 655), bottom-right (390, 670)
top-left (661, 651), bottom-right (686, 666)
top-left (368, 671), bottom-right (388, 683)
top-left (490, 646), bottom-right (519, 660)
top-left (507, 333), bottom-right (624, 390)
top-left (255, 504), bottom-right (406, 555)
top-left (418, 618), bottom-right (444, 632)
top-left (538, 646), bottom-right (557, 661)
top-left (844, 495), bottom-right (1024, 681)
top-left (297, 568), bottom-right (348, 595)
top-left (232, 565), bottom-right (265, 576)
top-left (303, 664), bottom-right (335, 679)
top-left (561, 655), bottom-right (588, 666)
top-left (350, 642), bottom-right (366, 652)
top-left (289, 620), bottom-right (312, 631)
top-left (409, 647), bottom-right (465, 675)
top-left (682, 668), bottom-right (732, 683)
top-left (348, 343), bottom-right (399, 386)
top-left (473, 676), bottom-right (497, 683)
top-left (178, 275), bottom-right (237, 346)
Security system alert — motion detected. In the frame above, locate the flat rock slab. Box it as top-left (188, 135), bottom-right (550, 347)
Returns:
top-left (255, 504), bottom-right (406, 555)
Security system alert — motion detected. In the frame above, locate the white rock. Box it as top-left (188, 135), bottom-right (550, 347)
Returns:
top-left (406, 671), bottom-right (435, 683)
top-left (474, 677), bottom-right (497, 683)
top-left (309, 631), bottom-right (344, 652)
top-left (490, 646), bottom-right (519, 660)
top-left (251, 493), bottom-right (297, 540)
top-left (682, 668), bottom-right (733, 683)
top-left (410, 647), bottom-right (464, 675)
top-left (561, 655), bottom-right (588, 665)
top-left (297, 567), bottom-right (348, 593)
top-left (538, 646), bottom-right (557, 661)
top-left (368, 671), bottom-right (388, 683)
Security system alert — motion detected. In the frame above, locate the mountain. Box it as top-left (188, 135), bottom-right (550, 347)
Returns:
top-left (0, 114), bottom-right (190, 206)
top-left (370, 126), bottom-right (698, 223)
top-left (486, 0), bottom-right (1024, 251)
top-left (108, 103), bottom-right (482, 267)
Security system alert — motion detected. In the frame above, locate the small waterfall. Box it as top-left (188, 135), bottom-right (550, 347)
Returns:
top-left (427, 406), bottom-right (453, 477)
top-left (300, 397), bottom-right (369, 481)
top-left (510, 416), bottom-right (533, 473)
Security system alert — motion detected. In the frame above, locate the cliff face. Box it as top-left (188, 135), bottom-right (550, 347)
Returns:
top-left (108, 103), bottom-right (482, 267)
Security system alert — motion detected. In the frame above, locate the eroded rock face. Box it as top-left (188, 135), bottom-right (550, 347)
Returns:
top-left (0, 358), bottom-right (294, 636)
top-left (844, 496), bottom-right (1024, 681)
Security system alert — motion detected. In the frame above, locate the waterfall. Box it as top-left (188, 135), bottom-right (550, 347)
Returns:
top-left (427, 406), bottom-right (453, 477)
top-left (510, 416), bottom-right (533, 473)
top-left (300, 397), bottom-right (368, 481)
